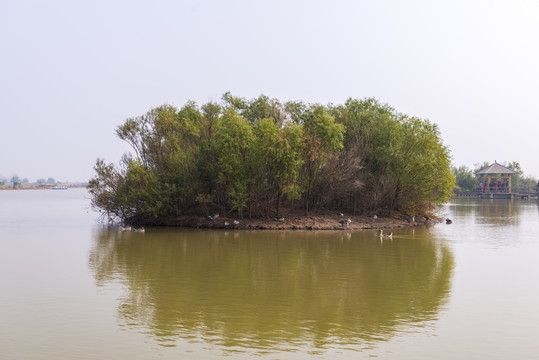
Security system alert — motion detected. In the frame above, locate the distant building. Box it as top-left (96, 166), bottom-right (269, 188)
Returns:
top-left (476, 161), bottom-right (516, 194)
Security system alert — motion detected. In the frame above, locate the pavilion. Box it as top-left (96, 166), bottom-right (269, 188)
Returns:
top-left (476, 161), bottom-right (516, 197)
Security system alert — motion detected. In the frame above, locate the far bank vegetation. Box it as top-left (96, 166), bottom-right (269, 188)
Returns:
top-left (89, 93), bottom-right (454, 225)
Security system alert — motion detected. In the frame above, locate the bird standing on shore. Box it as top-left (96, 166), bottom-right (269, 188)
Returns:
top-left (208, 214), bottom-right (219, 221)
top-left (339, 219), bottom-right (352, 228)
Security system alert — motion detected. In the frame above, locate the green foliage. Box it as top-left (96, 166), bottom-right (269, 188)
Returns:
top-left (214, 108), bottom-right (255, 213)
top-left (389, 117), bottom-right (454, 215)
top-left (89, 94), bottom-right (455, 224)
top-left (299, 105), bottom-right (345, 213)
top-left (452, 166), bottom-right (477, 192)
top-left (330, 99), bottom-right (454, 215)
top-left (502, 161), bottom-right (536, 193)
top-left (251, 118), bottom-right (304, 215)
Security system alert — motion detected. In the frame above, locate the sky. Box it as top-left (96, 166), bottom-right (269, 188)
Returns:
top-left (1, 0), bottom-right (539, 182)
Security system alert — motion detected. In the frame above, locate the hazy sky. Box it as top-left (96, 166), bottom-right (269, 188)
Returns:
top-left (1, 0), bottom-right (538, 182)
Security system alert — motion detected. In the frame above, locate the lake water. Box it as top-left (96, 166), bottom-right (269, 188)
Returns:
top-left (1, 189), bottom-right (539, 359)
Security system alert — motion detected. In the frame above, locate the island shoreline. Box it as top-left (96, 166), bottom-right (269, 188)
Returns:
top-left (133, 214), bottom-right (441, 231)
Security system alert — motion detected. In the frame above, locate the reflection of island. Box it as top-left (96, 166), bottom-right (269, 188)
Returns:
top-left (89, 229), bottom-right (454, 353)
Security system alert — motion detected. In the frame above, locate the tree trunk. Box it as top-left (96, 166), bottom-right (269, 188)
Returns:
top-left (390, 184), bottom-right (400, 216)
top-left (276, 189), bottom-right (282, 216)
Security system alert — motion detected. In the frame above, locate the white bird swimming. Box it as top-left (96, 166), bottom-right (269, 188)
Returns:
top-left (379, 229), bottom-right (392, 238)
top-left (134, 227), bottom-right (145, 233)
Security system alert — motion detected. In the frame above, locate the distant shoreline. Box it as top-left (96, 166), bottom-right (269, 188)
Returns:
top-left (0, 185), bottom-right (87, 191)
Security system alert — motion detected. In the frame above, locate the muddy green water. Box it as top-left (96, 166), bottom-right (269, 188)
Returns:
top-left (1, 189), bottom-right (538, 359)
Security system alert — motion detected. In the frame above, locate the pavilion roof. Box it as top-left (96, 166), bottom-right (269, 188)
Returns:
top-left (476, 161), bottom-right (516, 175)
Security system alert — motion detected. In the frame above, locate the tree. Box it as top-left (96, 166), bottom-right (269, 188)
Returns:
top-left (299, 105), bottom-right (344, 214)
top-left (250, 118), bottom-right (303, 217)
top-left (89, 94), bottom-right (455, 224)
top-left (214, 108), bottom-right (255, 216)
top-left (392, 117), bottom-right (454, 215)
top-left (331, 98), bottom-right (454, 215)
top-left (452, 166), bottom-right (476, 192)
top-left (89, 158), bottom-right (130, 222)
top-left (505, 161), bottom-right (538, 193)
top-left (223, 92), bottom-right (287, 125)
top-left (506, 161), bottom-right (524, 190)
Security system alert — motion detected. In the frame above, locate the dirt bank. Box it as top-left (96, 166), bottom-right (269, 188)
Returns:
top-left (146, 212), bottom-right (441, 231)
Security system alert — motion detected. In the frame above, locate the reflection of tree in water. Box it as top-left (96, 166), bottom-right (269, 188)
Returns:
top-left (89, 229), bottom-right (454, 353)
top-left (448, 198), bottom-right (520, 226)
top-left (478, 199), bottom-right (516, 225)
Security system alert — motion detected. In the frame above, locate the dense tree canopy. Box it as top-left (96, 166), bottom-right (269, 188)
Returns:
top-left (89, 94), bottom-right (455, 224)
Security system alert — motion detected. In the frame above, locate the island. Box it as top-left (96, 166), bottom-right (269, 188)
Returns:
top-left (89, 93), bottom-right (454, 229)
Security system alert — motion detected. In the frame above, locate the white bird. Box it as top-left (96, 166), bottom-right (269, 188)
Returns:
top-left (224, 221), bottom-right (230, 227)
top-left (379, 229), bottom-right (392, 238)
top-left (135, 227), bottom-right (145, 233)
top-left (339, 219), bottom-right (352, 228)
top-left (233, 220), bottom-right (239, 225)
top-left (208, 214), bottom-right (219, 221)
top-left (120, 225), bottom-right (132, 231)
top-left (273, 217), bottom-right (285, 222)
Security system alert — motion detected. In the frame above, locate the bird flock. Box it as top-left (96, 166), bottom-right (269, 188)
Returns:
top-left (119, 212), bottom-right (452, 235)
top-left (120, 226), bottom-right (145, 232)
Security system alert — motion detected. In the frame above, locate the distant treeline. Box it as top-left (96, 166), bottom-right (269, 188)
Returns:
top-left (453, 162), bottom-right (538, 193)
top-left (89, 93), bottom-right (454, 224)
top-left (0, 176), bottom-right (62, 187)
